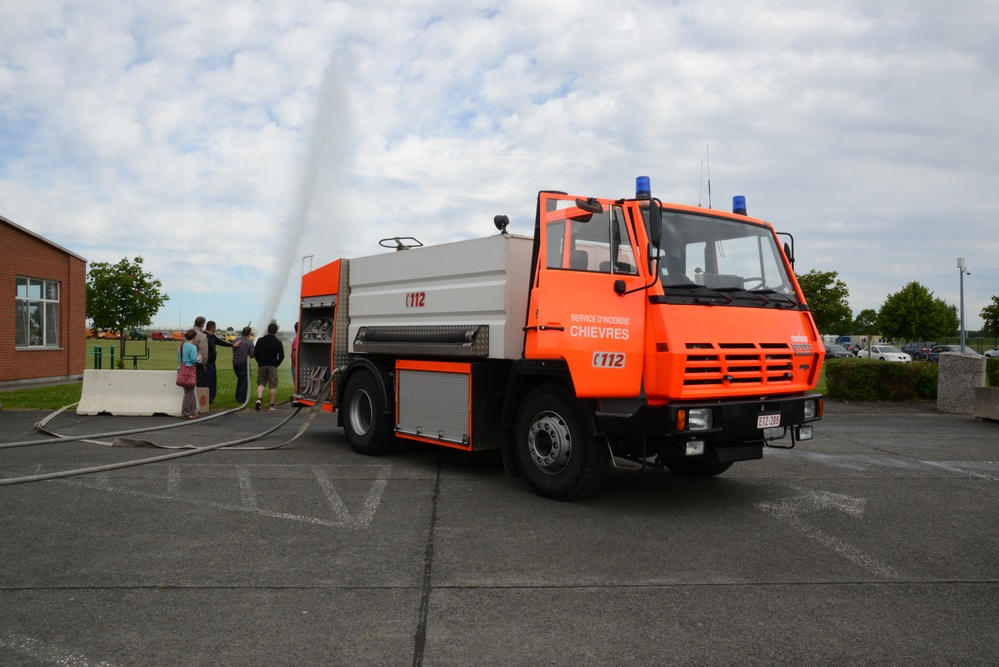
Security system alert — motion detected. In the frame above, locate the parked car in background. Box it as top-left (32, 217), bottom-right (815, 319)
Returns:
top-left (927, 345), bottom-right (983, 363)
top-left (839, 342), bottom-right (860, 355)
top-left (150, 331), bottom-right (171, 341)
top-left (984, 346), bottom-right (999, 358)
top-left (901, 342), bottom-right (936, 360)
top-left (824, 344), bottom-right (853, 359)
top-left (855, 345), bottom-right (911, 362)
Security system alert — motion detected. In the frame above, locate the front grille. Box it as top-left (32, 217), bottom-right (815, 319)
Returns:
top-left (683, 342), bottom-right (794, 387)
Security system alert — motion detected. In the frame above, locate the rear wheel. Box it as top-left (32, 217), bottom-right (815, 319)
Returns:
top-left (514, 384), bottom-right (609, 500)
top-left (341, 370), bottom-right (396, 455)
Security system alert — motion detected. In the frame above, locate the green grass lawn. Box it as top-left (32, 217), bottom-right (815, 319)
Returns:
top-left (0, 339), bottom-right (296, 410)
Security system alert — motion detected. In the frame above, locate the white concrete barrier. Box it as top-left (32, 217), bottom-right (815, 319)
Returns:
top-left (973, 387), bottom-right (999, 422)
top-left (936, 353), bottom-right (986, 415)
top-left (78, 369), bottom-right (186, 416)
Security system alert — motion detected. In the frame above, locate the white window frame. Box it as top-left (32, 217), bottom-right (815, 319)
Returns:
top-left (15, 276), bottom-right (61, 348)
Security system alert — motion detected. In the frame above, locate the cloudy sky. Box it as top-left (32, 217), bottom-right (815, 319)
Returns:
top-left (2, 0), bottom-right (997, 333)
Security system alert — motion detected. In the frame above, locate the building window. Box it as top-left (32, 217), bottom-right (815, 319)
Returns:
top-left (15, 277), bottom-right (60, 347)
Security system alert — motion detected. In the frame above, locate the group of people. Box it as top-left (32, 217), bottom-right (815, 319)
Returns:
top-left (176, 317), bottom-right (290, 419)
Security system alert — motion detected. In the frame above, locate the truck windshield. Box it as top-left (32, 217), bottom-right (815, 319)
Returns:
top-left (652, 210), bottom-right (800, 307)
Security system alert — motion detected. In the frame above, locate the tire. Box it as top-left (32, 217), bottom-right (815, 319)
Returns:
top-left (514, 384), bottom-right (609, 500)
top-left (341, 370), bottom-right (396, 455)
top-left (663, 458), bottom-right (733, 478)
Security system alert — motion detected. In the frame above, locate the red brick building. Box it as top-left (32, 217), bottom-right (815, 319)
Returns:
top-left (1, 214), bottom-right (87, 386)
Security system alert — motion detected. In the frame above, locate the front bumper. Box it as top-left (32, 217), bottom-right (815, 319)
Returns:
top-left (594, 393), bottom-right (822, 455)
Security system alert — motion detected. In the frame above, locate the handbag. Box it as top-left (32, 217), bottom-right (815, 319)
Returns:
top-left (176, 364), bottom-right (196, 388)
top-left (176, 343), bottom-right (196, 387)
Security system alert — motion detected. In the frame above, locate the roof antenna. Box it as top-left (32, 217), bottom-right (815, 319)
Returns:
top-left (706, 144), bottom-right (712, 209)
top-left (698, 160), bottom-right (704, 207)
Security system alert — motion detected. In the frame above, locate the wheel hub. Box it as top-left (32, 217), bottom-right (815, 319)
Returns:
top-left (348, 390), bottom-right (372, 436)
top-left (527, 413), bottom-right (572, 474)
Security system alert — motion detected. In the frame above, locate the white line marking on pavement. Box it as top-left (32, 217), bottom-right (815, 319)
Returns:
top-left (766, 449), bottom-right (999, 480)
top-left (313, 465), bottom-right (391, 528)
top-left (237, 465), bottom-right (258, 511)
top-left (167, 464), bottom-right (180, 495)
top-left (0, 633), bottom-right (115, 667)
top-left (918, 460), bottom-right (998, 480)
top-left (65, 464), bottom-right (392, 529)
top-left (758, 484), bottom-right (902, 579)
top-left (91, 474), bottom-right (111, 491)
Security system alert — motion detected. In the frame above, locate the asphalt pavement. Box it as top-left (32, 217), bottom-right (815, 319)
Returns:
top-left (1, 400), bottom-right (997, 666)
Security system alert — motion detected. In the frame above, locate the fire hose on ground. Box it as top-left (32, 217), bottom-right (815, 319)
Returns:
top-left (0, 368), bottom-right (335, 487)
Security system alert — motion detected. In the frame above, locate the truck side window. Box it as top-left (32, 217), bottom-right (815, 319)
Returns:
top-left (543, 201), bottom-right (638, 275)
top-left (570, 210), bottom-right (612, 273)
top-left (546, 220), bottom-right (566, 269)
top-left (548, 207), bottom-right (639, 274)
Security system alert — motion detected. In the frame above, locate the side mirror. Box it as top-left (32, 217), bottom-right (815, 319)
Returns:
top-left (575, 197), bottom-right (604, 214)
top-left (568, 197), bottom-right (602, 223)
top-left (778, 232), bottom-right (795, 268)
top-left (648, 199), bottom-right (662, 247)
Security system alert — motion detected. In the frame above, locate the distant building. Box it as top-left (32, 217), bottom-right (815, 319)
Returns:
top-left (1, 214), bottom-right (87, 386)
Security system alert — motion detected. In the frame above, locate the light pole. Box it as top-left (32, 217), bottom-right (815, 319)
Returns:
top-left (957, 257), bottom-right (970, 351)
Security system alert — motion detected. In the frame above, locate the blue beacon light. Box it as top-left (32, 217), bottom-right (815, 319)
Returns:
top-left (732, 195), bottom-right (747, 215)
top-left (636, 176), bottom-right (651, 199)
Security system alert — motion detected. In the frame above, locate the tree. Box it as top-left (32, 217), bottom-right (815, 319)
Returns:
top-left (853, 308), bottom-right (879, 336)
top-left (877, 281), bottom-right (957, 343)
top-left (86, 256), bottom-right (169, 363)
top-left (850, 308), bottom-right (880, 357)
top-left (796, 269), bottom-right (852, 334)
top-left (981, 296), bottom-right (999, 337)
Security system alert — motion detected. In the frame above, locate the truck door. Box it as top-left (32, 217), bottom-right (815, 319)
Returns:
top-left (525, 193), bottom-right (647, 398)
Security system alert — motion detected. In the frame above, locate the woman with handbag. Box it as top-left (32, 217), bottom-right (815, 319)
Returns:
top-left (177, 328), bottom-right (200, 419)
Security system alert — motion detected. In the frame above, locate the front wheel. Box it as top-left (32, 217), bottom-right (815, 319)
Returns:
top-left (514, 384), bottom-right (609, 500)
top-left (341, 370), bottom-right (396, 455)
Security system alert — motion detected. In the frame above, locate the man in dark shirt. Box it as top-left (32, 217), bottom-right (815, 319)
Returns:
top-left (204, 321), bottom-right (233, 403)
top-left (230, 326), bottom-right (255, 404)
top-left (253, 322), bottom-right (285, 411)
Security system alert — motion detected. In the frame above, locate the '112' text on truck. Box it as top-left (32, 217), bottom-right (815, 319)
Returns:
top-left (295, 177), bottom-right (823, 499)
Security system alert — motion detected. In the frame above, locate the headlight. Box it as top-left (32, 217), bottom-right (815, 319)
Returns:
top-left (687, 408), bottom-right (713, 431)
top-left (685, 440), bottom-right (705, 456)
top-left (803, 399), bottom-right (817, 420)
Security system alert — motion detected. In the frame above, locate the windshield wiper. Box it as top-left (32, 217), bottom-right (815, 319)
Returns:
top-left (749, 288), bottom-right (799, 307)
top-left (660, 282), bottom-right (734, 303)
top-left (713, 286), bottom-right (770, 305)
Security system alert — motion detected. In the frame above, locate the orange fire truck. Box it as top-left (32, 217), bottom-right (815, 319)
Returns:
top-left (295, 177), bottom-right (823, 499)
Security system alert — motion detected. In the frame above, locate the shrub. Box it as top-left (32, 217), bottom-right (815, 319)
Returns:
top-left (987, 358), bottom-right (999, 388)
top-left (914, 363), bottom-right (938, 399)
top-left (824, 359), bottom-right (936, 401)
